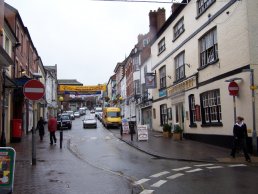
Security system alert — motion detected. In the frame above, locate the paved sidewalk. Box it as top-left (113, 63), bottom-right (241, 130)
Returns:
top-left (110, 129), bottom-right (258, 165)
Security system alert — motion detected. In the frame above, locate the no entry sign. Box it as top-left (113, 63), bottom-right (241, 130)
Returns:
top-left (228, 81), bottom-right (239, 96)
top-left (23, 79), bottom-right (45, 101)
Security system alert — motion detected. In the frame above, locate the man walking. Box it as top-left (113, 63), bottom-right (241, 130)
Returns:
top-left (48, 115), bottom-right (57, 145)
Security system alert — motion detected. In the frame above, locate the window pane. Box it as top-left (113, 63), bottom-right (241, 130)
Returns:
top-left (199, 28), bottom-right (218, 67)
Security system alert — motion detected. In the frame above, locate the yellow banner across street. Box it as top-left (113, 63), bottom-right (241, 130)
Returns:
top-left (59, 85), bottom-right (106, 92)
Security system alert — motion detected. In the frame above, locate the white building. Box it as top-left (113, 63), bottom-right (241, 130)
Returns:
top-left (151, 0), bottom-right (258, 148)
top-left (44, 65), bottom-right (58, 120)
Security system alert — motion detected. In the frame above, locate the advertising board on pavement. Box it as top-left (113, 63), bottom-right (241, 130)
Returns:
top-left (0, 147), bottom-right (16, 194)
top-left (137, 125), bottom-right (148, 141)
top-left (122, 118), bottom-right (129, 134)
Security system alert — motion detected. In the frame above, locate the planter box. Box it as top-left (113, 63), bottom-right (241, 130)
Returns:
top-left (163, 132), bottom-right (171, 138)
top-left (172, 133), bottom-right (182, 141)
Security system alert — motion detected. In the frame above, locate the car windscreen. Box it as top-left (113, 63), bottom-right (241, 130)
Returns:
top-left (61, 115), bottom-right (70, 120)
top-left (85, 117), bottom-right (95, 120)
top-left (107, 112), bottom-right (120, 117)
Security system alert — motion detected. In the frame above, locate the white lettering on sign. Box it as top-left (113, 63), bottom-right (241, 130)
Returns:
top-left (137, 125), bottom-right (148, 141)
top-left (24, 88), bottom-right (44, 93)
top-left (228, 87), bottom-right (238, 90)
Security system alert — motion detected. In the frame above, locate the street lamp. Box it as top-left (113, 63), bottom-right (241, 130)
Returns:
top-left (242, 69), bottom-right (257, 155)
top-left (59, 96), bottom-right (64, 149)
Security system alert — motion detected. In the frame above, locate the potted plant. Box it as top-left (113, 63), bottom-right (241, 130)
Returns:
top-left (163, 123), bottom-right (172, 138)
top-left (172, 124), bottom-right (183, 140)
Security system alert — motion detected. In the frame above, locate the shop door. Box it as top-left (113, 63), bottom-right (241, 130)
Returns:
top-left (176, 103), bottom-right (185, 129)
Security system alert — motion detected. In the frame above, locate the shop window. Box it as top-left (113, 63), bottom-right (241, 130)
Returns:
top-left (160, 104), bottom-right (168, 126)
top-left (189, 94), bottom-right (197, 127)
top-left (153, 108), bottom-right (156, 119)
top-left (200, 89), bottom-right (222, 126)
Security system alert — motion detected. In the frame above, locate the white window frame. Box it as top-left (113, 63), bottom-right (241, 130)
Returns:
top-left (200, 28), bottom-right (218, 67)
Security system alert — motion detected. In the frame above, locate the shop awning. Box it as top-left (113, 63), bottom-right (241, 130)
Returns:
top-left (0, 47), bottom-right (13, 67)
top-left (4, 74), bottom-right (17, 88)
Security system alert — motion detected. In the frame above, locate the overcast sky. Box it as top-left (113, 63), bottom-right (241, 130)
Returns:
top-left (5, 0), bottom-right (173, 85)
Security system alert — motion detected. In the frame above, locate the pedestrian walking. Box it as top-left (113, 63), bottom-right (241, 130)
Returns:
top-left (48, 115), bottom-right (57, 145)
top-left (230, 116), bottom-right (251, 162)
top-left (37, 117), bottom-right (45, 141)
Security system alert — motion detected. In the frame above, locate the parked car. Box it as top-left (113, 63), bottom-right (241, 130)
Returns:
top-left (95, 107), bottom-right (103, 119)
top-left (57, 114), bottom-right (72, 130)
top-left (83, 115), bottom-right (97, 129)
top-left (66, 111), bottom-right (75, 120)
top-left (74, 111), bottom-right (80, 118)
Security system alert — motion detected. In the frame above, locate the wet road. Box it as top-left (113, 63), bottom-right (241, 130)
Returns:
top-left (67, 116), bottom-right (258, 194)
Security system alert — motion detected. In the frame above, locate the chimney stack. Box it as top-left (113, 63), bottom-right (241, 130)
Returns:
top-left (149, 8), bottom-right (166, 36)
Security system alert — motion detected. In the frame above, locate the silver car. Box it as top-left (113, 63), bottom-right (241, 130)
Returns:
top-left (83, 115), bottom-right (97, 129)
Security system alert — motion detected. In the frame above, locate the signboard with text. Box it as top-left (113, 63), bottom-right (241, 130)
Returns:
top-left (59, 84), bottom-right (106, 92)
top-left (137, 125), bottom-right (148, 141)
top-left (0, 147), bottom-right (16, 194)
top-left (122, 118), bottom-right (129, 134)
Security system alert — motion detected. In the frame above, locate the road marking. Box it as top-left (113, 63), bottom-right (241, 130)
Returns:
top-left (228, 164), bottom-right (247, 167)
top-left (194, 163), bottom-right (214, 167)
top-left (150, 171), bottom-right (170, 178)
top-left (172, 166), bottom-right (191, 171)
top-left (167, 173), bottom-right (184, 179)
top-left (186, 168), bottom-right (203, 173)
top-left (104, 136), bottom-right (111, 140)
top-left (206, 166), bottom-right (223, 169)
top-left (134, 178), bottom-right (150, 185)
top-left (139, 190), bottom-right (154, 194)
top-left (90, 137), bottom-right (97, 140)
top-left (151, 180), bottom-right (167, 188)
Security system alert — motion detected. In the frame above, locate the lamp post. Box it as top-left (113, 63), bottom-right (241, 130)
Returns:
top-left (1, 69), bottom-right (7, 147)
top-left (119, 96), bottom-right (123, 137)
top-left (250, 69), bottom-right (257, 155)
top-left (59, 96), bottom-right (64, 149)
top-left (242, 69), bottom-right (257, 155)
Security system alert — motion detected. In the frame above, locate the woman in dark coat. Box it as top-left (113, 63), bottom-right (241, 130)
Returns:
top-left (37, 117), bottom-right (45, 141)
top-left (230, 116), bottom-right (251, 162)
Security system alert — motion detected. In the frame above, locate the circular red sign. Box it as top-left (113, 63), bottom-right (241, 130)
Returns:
top-left (23, 79), bottom-right (45, 100)
top-left (228, 81), bottom-right (239, 96)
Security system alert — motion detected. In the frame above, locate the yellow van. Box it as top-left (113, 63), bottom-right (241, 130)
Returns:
top-left (102, 107), bottom-right (121, 129)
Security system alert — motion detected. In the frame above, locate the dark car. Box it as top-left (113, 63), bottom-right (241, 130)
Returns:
top-left (57, 114), bottom-right (72, 130)
top-left (65, 111), bottom-right (75, 120)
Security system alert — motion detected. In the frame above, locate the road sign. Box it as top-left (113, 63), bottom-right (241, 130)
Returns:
top-left (228, 81), bottom-right (239, 96)
top-left (23, 79), bottom-right (45, 101)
